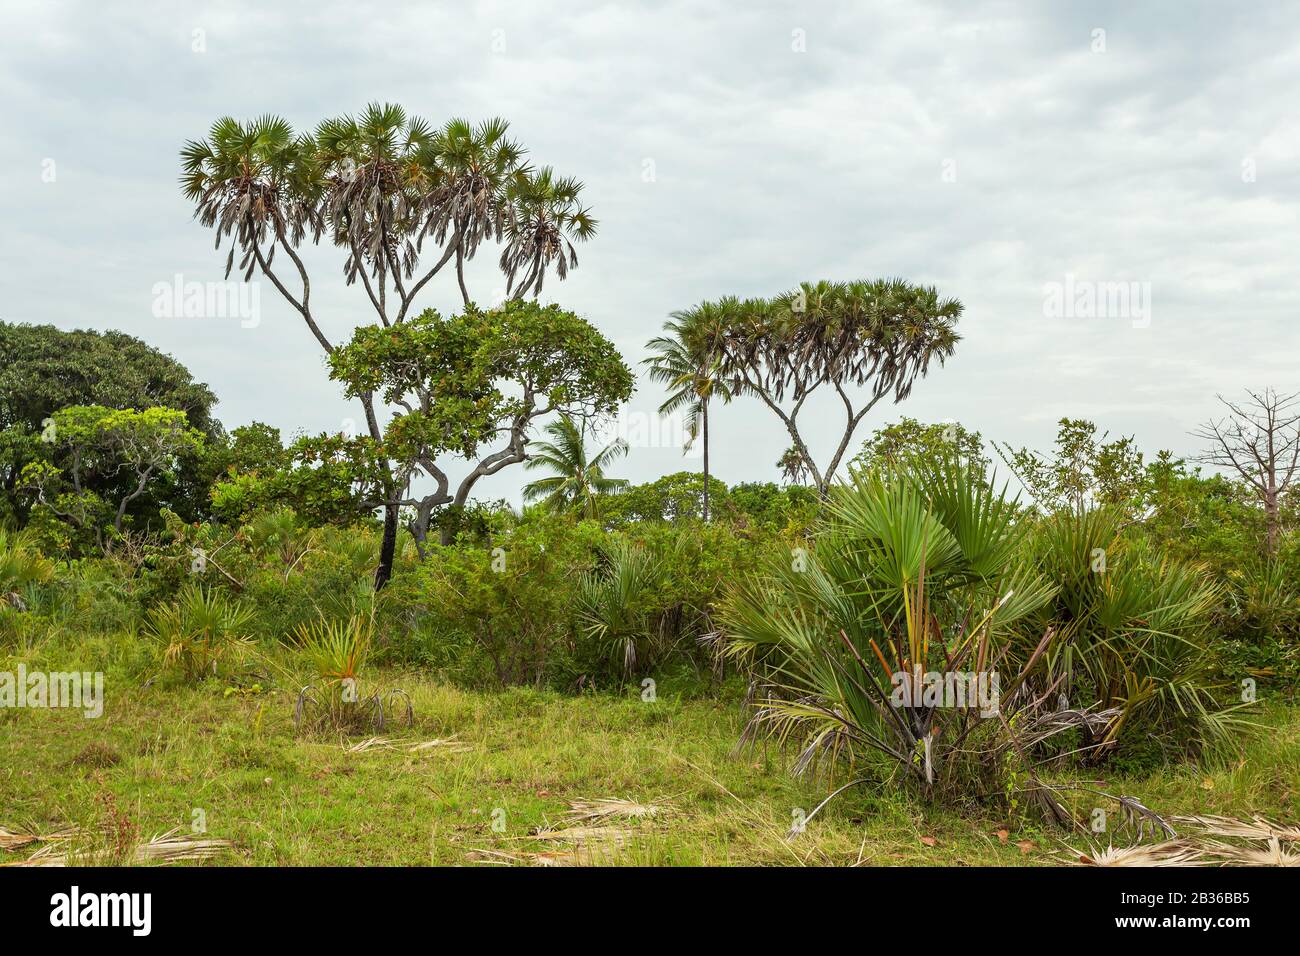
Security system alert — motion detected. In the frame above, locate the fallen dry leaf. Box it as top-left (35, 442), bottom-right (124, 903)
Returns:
top-left (920, 835), bottom-right (938, 847)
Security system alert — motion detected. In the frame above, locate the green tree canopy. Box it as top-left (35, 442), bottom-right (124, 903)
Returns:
top-left (221, 301), bottom-right (633, 550)
top-left (20, 405), bottom-right (205, 550)
top-left (851, 417), bottom-right (989, 475)
top-left (0, 322), bottom-right (220, 526)
top-left (994, 418), bottom-right (1147, 515)
top-left (181, 105), bottom-right (600, 586)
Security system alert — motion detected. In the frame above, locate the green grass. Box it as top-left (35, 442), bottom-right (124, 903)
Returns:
top-left (2, 665), bottom-right (1297, 866)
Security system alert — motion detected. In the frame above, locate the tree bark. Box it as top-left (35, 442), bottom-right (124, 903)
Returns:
top-left (1265, 484), bottom-right (1279, 557)
top-left (702, 398), bottom-right (710, 522)
top-left (376, 499), bottom-right (399, 589)
top-left (359, 391), bottom-right (398, 589)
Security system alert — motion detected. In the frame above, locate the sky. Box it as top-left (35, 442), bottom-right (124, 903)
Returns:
top-left (1, 0), bottom-right (1297, 505)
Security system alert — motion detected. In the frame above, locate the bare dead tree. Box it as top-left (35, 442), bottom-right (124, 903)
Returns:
top-left (1193, 387), bottom-right (1300, 556)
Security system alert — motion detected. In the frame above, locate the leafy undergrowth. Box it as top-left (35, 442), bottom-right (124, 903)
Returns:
top-left (1, 672), bottom-right (1296, 866)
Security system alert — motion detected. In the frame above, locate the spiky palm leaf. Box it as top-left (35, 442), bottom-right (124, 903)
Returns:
top-left (721, 458), bottom-right (1060, 805)
top-left (499, 166), bottom-right (597, 297)
top-left (523, 415), bottom-right (628, 519)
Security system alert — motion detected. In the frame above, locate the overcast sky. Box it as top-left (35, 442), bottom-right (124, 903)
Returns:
top-left (2, 1), bottom-right (1297, 504)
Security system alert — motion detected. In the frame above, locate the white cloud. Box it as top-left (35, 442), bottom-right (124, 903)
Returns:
top-left (0, 0), bottom-right (1296, 501)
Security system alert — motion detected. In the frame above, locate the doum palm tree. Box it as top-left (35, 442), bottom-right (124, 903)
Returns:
top-left (522, 415), bottom-right (629, 519)
top-left (643, 305), bottom-right (733, 521)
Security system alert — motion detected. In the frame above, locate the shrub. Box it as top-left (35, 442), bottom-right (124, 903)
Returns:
top-left (721, 460), bottom-right (1074, 817)
top-left (143, 583), bottom-right (254, 681)
top-left (0, 528), bottom-right (55, 608)
top-left (1023, 507), bottom-right (1245, 761)
top-left (379, 514), bottom-right (604, 687)
top-left (289, 612), bottom-right (409, 733)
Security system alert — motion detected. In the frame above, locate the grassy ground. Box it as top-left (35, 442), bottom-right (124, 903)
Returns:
top-left (2, 670), bottom-right (1297, 866)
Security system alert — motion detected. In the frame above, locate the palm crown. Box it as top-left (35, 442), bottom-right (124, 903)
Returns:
top-left (522, 415), bottom-right (628, 519)
top-left (499, 166), bottom-right (597, 297)
top-left (643, 310), bottom-right (733, 448)
top-left (180, 115), bottom-right (322, 280)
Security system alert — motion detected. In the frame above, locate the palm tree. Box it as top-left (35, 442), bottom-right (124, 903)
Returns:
top-left (643, 306), bottom-right (734, 521)
top-left (499, 167), bottom-right (597, 298)
top-left (523, 415), bottom-right (628, 518)
top-left (425, 117), bottom-right (527, 305)
top-left (179, 114), bottom-right (322, 287)
top-left (721, 457), bottom-right (1062, 812)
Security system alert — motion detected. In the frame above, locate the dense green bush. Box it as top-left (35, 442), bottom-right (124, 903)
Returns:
top-left (1022, 508), bottom-right (1241, 763)
top-left (721, 460), bottom-right (1063, 812)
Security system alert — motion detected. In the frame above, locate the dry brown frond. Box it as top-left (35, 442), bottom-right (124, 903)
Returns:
top-left (531, 824), bottom-right (632, 845)
top-left (467, 841), bottom-right (621, 867)
top-left (344, 736), bottom-right (468, 754)
top-left (0, 827), bottom-right (73, 851)
top-left (1174, 814), bottom-right (1300, 843)
top-left (1203, 838), bottom-right (1300, 867)
top-left (567, 798), bottom-right (671, 822)
top-left (407, 737), bottom-right (470, 753)
top-left (1067, 840), bottom-right (1208, 867)
top-left (6, 828), bottom-right (232, 867)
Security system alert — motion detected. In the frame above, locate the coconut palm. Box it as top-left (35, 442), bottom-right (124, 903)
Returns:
top-left (523, 415), bottom-right (628, 518)
top-left (643, 307), bottom-right (734, 521)
top-left (499, 167), bottom-right (597, 298)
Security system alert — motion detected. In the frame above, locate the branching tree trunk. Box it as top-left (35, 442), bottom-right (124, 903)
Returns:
top-left (715, 281), bottom-right (961, 496)
top-left (182, 108), bottom-right (599, 588)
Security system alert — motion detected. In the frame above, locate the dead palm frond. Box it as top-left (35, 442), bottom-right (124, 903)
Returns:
top-left (530, 824), bottom-right (633, 845)
top-left (1068, 839), bottom-right (1207, 867)
top-left (1173, 814), bottom-right (1300, 843)
top-left (567, 798), bottom-right (671, 822)
top-left (466, 845), bottom-right (617, 867)
top-left (6, 828), bottom-right (232, 867)
top-left (1203, 837), bottom-right (1300, 867)
top-left (407, 737), bottom-right (470, 753)
top-left (344, 736), bottom-right (468, 754)
top-left (0, 826), bottom-right (74, 851)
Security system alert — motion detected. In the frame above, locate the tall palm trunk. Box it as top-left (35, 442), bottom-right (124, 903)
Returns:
top-left (702, 397), bottom-right (710, 522)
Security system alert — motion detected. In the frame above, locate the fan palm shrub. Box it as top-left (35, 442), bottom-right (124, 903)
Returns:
top-left (577, 539), bottom-right (663, 677)
top-left (721, 459), bottom-right (1105, 817)
top-left (244, 507), bottom-right (318, 572)
top-left (1023, 508), bottom-right (1245, 760)
top-left (143, 584), bottom-right (254, 682)
top-left (0, 529), bottom-right (55, 610)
